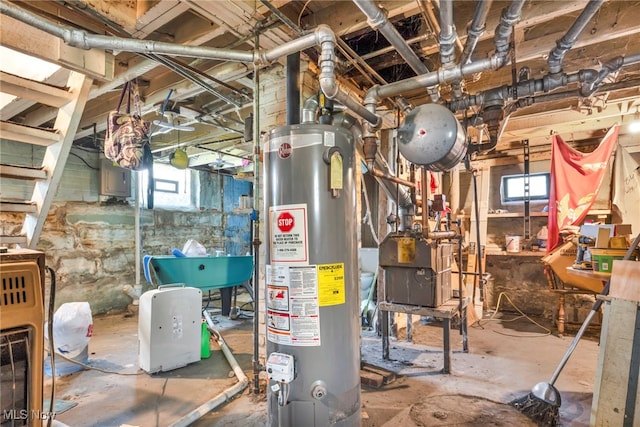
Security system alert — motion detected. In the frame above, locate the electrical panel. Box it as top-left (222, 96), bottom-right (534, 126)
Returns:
top-left (100, 158), bottom-right (131, 197)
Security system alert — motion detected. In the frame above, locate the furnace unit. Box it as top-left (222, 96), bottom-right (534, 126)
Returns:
top-left (379, 234), bottom-right (453, 307)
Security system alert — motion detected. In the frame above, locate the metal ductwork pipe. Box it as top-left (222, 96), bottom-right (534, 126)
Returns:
top-left (494, 0), bottom-right (526, 58)
top-left (353, 0), bottom-right (439, 101)
top-left (301, 95), bottom-right (319, 124)
top-left (0, 2), bottom-right (381, 130)
top-left (369, 152), bottom-right (415, 231)
top-left (438, 0), bottom-right (457, 67)
top-left (286, 52), bottom-right (301, 125)
top-left (353, 0), bottom-right (429, 75)
top-left (366, 0), bottom-right (524, 104)
top-left (459, 0), bottom-right (493, 65)
top-left (548, 0), bottom-right (604, 74)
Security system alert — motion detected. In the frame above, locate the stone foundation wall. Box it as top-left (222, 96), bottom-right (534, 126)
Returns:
top-left (1, 175), bottom-right (251, 315)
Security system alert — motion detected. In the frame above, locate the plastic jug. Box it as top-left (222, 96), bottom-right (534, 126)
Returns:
top-left (201, 321), bottom-right (211, 359)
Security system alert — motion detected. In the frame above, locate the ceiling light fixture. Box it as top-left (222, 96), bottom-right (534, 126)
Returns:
top-left (628, 109), bottom-right (640, 133)
top-left (169, 147), bottom-right (189, 169)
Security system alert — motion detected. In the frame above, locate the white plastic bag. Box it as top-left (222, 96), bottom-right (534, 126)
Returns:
top-left (45, 302), bottom-right (93, 358)
top-left (182, 239), bottom-right (207, 257)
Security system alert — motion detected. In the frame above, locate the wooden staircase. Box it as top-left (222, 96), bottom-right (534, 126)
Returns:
top-left (0, 71), bottom-right (93, 249)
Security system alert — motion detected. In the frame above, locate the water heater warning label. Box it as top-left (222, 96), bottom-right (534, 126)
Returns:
top-left (266, 264), bottom-right (320, 347)
top-left (318, 263), bottom-right (345, 306)
top-left (269, 204), bottom-right (308, 264)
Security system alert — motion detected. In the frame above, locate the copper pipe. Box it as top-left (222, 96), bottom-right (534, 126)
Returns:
top-left (367, 167), bottom-right (416, 188)
top-left (421, 167), bottom-right (429, 237)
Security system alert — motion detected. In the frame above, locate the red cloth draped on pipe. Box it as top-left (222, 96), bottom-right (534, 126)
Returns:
top-left (547, 125), bottom-right (620, 253)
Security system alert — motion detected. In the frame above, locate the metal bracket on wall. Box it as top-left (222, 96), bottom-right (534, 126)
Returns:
top-left (523, 139), bottom-right (530, 240)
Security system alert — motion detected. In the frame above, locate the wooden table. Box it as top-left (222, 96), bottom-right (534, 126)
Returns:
top-left (558, 267), bottom-right (610, 337)
top-left (566, 267), bottom-right (611, 282)
top-left (378, 298), bottom-right (468, 374)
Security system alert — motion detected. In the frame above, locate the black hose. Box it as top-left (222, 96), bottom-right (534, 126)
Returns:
top-left (46, 267), bottom-right (56, 427)
top-left (471, 169), bottom-right (484, 303)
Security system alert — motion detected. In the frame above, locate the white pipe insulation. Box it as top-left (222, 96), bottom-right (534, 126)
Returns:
top-left (168, 310), bottom-right (249, 427)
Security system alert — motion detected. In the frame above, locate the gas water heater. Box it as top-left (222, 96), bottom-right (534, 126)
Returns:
top-left (264, 123), bottom-right (360, 426)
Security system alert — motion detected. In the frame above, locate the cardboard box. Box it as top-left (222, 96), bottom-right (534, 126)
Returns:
top-left (616, 224), bottom-right (633, 236)
top-left (596, 227), bottom-right (611, 248)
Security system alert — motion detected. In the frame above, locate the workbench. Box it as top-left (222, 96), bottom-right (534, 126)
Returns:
top-left (378, 298), bottom-right (469, 374)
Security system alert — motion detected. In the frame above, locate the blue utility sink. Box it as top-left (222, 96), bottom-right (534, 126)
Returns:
top-left (144, 255), bottom-right (253, 291)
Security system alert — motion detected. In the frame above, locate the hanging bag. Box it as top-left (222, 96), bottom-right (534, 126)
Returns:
top-left (104, 80), bottom-right (151, 170)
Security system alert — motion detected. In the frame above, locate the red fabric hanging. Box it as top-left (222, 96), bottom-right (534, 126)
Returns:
top-left (430, 171), bottom-right (438, 193)
top-left (547, 125), bottom-right (620, 253)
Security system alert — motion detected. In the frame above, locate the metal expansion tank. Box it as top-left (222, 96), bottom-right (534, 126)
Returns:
top-left (397, 103), bottom-right (467, 171)
top-left (264, 124), bottom-right (360, 426)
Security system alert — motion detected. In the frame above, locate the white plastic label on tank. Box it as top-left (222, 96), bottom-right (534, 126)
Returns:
top-left (267, 134), bottom-right (323, 152)
top-left (323, 131), bottom-right (335, 147)
top-left (269, 203), bottom-right (309, 264)
top-left (266, 264), bottom-right (321, 346)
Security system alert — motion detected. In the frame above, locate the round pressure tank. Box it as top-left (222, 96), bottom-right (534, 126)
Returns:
top-left (397, 103), bottom-right (467, 171)
top-left (264, 124), bottom-right (360, 426)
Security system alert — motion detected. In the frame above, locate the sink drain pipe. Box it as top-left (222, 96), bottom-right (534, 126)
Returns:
top-left (169, 310), bottom-right (249, 427)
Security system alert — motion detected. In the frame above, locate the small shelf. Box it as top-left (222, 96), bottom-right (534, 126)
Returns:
top-left (487, 212), bottom-right (548, 218)
top-left (456, 209), bottom-right (611, 220)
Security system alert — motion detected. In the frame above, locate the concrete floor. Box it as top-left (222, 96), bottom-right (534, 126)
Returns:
top-left (43, 300), bottom-right (601, 427)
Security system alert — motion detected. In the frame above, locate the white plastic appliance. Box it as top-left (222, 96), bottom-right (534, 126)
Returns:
top-left (138, 284), bottom-right (201, 373)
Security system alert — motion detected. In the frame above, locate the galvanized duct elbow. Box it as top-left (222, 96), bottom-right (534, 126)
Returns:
top-left (548, 0), bottom-right (604, 74)
top-left (371, 153), bottom-right (415, 211)
top-left (301, 95), bottom-right (319, 124)
top-left (317, 31), bottom-right (381, 128)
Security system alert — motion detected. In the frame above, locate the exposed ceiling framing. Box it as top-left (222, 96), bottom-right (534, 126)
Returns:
top-left (1, 0), bottom-right (640, 173)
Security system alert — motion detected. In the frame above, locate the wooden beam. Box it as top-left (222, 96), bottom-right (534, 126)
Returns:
top-left (0, 15), bottom-right (114, 81)
top-left (0, 69), bottom-right (70, 121)
top-left (0, 71), bottom-right (75, 108)
top-left (0, 122), bottom-right (61, 146)
top-left (84, 0), bottom-right (137, 30)
top-left (0, 201), bottom-right (37, 213)
top-left (0, 235), bottom-right (28, 246)
top-left (0, 164), bottom-right (47, 181)
top-left (23, 72), bottom-right (94, 248)
top-left (133, 1), bottom-right (190, 38)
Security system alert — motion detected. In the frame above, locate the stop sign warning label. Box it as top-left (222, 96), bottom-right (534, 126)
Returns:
top-left (269, 204), bottom-right (308, 264)
top-left (277, 212), bottom-right (294, 232)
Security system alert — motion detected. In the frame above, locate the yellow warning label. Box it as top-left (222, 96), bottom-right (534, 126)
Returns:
top-left (397, 238), bottom-right (416, 263)
top-left (330, 152), bottom-right (343, 190)
top-left (317, 263), bottom-right (345, 306)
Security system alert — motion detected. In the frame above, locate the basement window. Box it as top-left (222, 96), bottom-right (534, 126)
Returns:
top-left (155, 179), bottom-right (179, 194)
top-left (140, 163), bottom-right (196, 209)
top-left (500, 172), bottom-right (550, 204)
